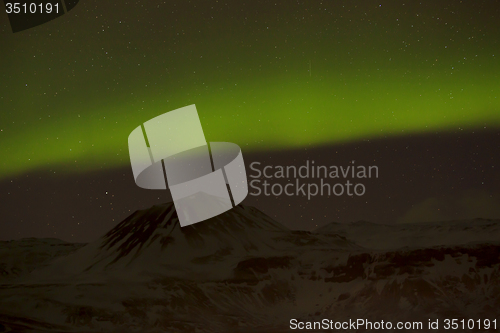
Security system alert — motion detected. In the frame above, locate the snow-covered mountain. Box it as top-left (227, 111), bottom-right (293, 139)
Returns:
top-left (0, 204), bottom-right (498, 332)
top-left (31, 203), bottom-right (355, 282)
top-left (315, 218), bottom-right (500, 250)
top-left (0, 238), bottom-right (84, 280)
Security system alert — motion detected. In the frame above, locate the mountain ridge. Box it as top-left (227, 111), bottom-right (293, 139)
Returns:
top-left (28, 202), bottom-right (354, 282)
top-left (314, 217), bottom-right (500, 250)
top-left (0, 203), bottom-right (498, 332)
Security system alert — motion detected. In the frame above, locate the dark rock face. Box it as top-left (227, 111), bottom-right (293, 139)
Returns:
top-left (0, 204), bottom-right (498, 332)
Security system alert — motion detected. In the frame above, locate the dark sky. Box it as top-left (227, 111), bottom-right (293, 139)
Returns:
top-left (0, 0), bottom-right (499, 242)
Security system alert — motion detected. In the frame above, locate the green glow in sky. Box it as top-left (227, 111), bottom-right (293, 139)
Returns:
top-left (2, 68), bottom-right (498, 179)
top-left (1, 0), bottom-right (499, 179)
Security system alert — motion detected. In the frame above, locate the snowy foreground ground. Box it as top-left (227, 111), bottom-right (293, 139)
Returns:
top-left (0, 203), bottom-right (499, 332)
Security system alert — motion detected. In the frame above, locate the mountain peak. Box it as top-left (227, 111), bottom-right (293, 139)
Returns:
top-left (35, 203), bottom-right (293, 280)
top-left (97, 202), bottom-right (289, 267)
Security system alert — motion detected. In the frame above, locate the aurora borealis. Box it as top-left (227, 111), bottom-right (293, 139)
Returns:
top-left (1, 0), bottom-right (499, 241)
top-left (1, 0), bottom-right (499, 178)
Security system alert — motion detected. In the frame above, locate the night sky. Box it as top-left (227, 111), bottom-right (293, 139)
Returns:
top-left (1, 0), bottom-right (499, 242)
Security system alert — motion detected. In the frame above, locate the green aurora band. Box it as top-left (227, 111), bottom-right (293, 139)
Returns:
top-left (2, 66), bottom-right (499, 180)
top-left (1, 1), bottom-right (499, 180)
